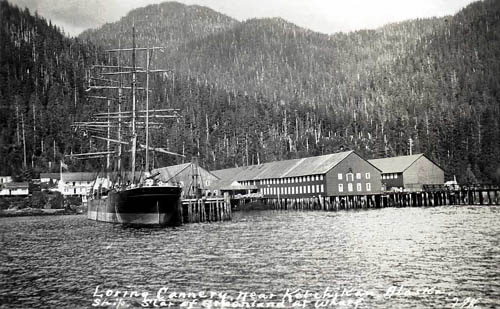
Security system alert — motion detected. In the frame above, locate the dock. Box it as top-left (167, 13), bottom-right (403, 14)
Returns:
top-left (261, 185), bottom-right (500, 211)
top-left (181, 197), bottom-right (231, 224)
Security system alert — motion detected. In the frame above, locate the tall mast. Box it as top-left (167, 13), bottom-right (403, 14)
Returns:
top-left (145, 47), bottom-right (150, 171)
top-left (130, 26), bottom-right (137, 183)
top-left (117, 40), bottom-right (122, 172)
top-left (106, 99), bottom-right (111, 171)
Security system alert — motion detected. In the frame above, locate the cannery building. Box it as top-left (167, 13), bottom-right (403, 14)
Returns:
top-left (211, 151), bottom-right (382, 197)
top-left (369, 153), bottom-right (444, 191)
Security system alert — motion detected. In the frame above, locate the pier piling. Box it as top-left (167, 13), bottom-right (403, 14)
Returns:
top-left (261, 187), bottom-right (500, 211)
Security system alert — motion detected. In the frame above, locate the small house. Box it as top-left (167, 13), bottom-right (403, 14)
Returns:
top-left (0, 176), bottom-right (13, 185)
top-left (0, 182), bottom-right (29, 196)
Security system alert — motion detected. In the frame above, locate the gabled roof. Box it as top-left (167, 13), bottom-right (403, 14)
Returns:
top-left (211, 151), bottom-right (354, 182)
top-left (369, 154), bottom-right (433, 174)
top-left (152, 163), bottom-right (219, 190)
top-left (153, 163), bottom-right (192, 181)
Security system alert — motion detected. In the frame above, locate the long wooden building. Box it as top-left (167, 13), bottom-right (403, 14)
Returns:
top-left (211, 151), bottom-right (382, 198)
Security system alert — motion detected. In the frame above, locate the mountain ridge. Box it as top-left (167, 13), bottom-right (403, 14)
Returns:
top-left (1, 0), bottom-right (499, 183)
top-left (77, 0), bottom-right (499, 182)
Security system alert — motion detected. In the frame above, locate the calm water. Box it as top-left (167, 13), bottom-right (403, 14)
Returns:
top-left (1, 206), bottom-right (499, 308)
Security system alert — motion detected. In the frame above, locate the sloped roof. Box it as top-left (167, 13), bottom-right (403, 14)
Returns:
top-left (368, 154), bottom-right (425, 174)
top-left (153, 163), bottom-right (192, 182)
top-left (4, 182), bottom-right (29, 189)
top-left (60, 172), bottom-right (97, 182)
top-left (40, 173), bottom-right (60, 180)
top-left (211, 151), bottom-right (354, 182)
top-left (153, 162), bottom-right (219, 188)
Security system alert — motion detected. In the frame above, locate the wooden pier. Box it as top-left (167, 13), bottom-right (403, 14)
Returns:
top-left (181, 197), bottom-right (231, 224)
top-left (262, 186), bottom-right (500, 211)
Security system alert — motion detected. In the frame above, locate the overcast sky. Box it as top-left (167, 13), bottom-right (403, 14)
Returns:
top-left (10, 0), bottom-right (478, 37)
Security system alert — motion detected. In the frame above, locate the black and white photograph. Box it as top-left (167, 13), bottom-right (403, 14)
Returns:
top-left (0, 0), bottom-right (499, 308)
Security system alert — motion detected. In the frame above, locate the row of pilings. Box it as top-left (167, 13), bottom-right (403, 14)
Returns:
top-left (262, 188), bottom-right (500, 211)
top-left (181, 198), bottom-right (232, 224)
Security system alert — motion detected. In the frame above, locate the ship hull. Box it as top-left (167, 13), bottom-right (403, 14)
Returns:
top-left (87, 186), bottom-right (182, 226)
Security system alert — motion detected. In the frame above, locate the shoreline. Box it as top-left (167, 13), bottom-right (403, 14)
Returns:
top-left (0, 208), bottom-right (84, 218)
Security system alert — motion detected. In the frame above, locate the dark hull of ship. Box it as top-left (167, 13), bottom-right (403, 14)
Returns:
top-left (87, 186), bottom-right (182, 226)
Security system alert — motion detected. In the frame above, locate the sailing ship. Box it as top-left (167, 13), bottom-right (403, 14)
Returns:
top-left (73, 28), bottom-right (184, 226)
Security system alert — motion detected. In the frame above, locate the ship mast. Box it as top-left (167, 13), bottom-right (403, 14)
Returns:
top-left (130, 26), bottom-right (137, 183)
top-left (71, 28), bottom-right (186, 182)
top-left (145, 47), bottom-right (150, 172)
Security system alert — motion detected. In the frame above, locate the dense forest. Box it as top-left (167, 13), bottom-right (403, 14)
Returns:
top-left (1, 0), bottom-right (499, 184)
top-left (0, 1), bottom-right (104, 178)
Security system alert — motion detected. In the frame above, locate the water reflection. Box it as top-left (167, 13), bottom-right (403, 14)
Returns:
top-left (1, 206), bottom-right (499, 308)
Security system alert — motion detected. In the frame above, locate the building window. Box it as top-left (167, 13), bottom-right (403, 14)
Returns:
top-left (312, 185), bottom-right (316, 193)
top-left (348, 183), bottom-right (353, 192)
top-left (394, 174), bottom-right (398, 179)
top-left (338, 173), bottom-right (342, 180)
top-left (316, 185), bottom-right (320, 193)
top-left (356, 173), bottom-right (361, 180)
top-left (365, 173), bottom-right (370, 179)
top-left (357, 183), bottom-right (362, 191)
top-left (307, 185), bottom-right (311, 193)
top-left (347, 173), bottom-right (354, 182)
top-left (366, 183), bottom-right (371, 191)
top-left (339, 184), bottom-right (343, 192)
top-left (320, 184), bottom-right (324, 192)
top-left (319, 175), bottom-right (323, 181)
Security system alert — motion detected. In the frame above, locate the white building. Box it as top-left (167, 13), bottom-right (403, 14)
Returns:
top-left (58, 172), bottom-right (97, 196)
top-left (0, 182), bottom-right (29, 196)
top-left (40, 173), bottom-right (60, 185)
top-left (0, 176), bottom-right (13, 185)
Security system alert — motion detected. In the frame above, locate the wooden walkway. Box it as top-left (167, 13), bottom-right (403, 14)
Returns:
top-left (262, 187), bottom-right (500, 211)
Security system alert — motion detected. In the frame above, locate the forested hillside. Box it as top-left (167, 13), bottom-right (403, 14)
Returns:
top-left (2, 0), bottom-right (499, 184)
top-left (80, 0), bottom-right (500, 183)
top-left (0, 1), bottom-right (102, 178)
